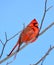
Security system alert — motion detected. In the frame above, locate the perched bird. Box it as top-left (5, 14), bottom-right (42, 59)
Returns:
top-left (8, 19), bottom-right (39, 56)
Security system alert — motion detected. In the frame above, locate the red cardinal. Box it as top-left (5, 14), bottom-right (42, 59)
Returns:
top-left (8, 19), bottom-right (39, 56)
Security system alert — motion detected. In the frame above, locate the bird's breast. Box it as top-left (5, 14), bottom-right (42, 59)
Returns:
top-left (20, 26), bottom-right (39, 43)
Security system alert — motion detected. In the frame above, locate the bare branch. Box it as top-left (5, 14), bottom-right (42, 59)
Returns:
top-left (46, 6), bottom-right (53, 12)
top-left (5, 32), bottom-right (8, 41)
top-left (0, 44), bottom-right (6, 58)
top-left (6, 53), bottom-right (17, 65)
top-left (0, 32), bottom-right (8, 58)
top-left (0, 31), bottom-right (21, 59)
top-left (31, 46), bottom-right (54, 65)
top-left (0, 39), bottom-right (4, 45)
top-left (39, 0), bottom-right (52, 32)
top-left (0, 44), bottom-right (28, 64)
top-left (39, 0), bottom-right (47, 31)
top-left (40, 45), bottom-right (52, 65)
top-left (41, 58), bottom-right (45, 65)
top-left (39, 22), bottom-right (54, 36)
top-left (0, 45), bottom-right (5, 58)
top-left (8, 31), bottom-right (21, 41)
top-left (0, 40), bottom-right (4, 58)
top-left (0, 23), bottom-right (24, 59)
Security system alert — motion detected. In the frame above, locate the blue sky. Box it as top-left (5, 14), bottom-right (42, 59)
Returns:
top-left (0, 0), bottom-right (54, 65)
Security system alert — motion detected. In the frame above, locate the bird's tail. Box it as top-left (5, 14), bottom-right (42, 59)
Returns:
top-left (8, 41), bottom-right (19, 56)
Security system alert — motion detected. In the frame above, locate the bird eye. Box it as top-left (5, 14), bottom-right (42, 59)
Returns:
top-left (33, 22), bottom-right (38, 27)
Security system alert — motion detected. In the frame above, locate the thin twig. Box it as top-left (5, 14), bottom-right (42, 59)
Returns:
top-left (0, 39), bottom-right (4, 45)
top-left (6, 48), bottom-right (19, 65)
top-left (39, 0), bottom-right (47, 31)
top-left (39, 22), bottom-right (54, 36)
top-left (0, 44), bottom-right (28, 64)
top-left (0, 31), bottom-right (21, 59)
top-left (5, 32), bottom-right (8, 41)
top-left (0, 24), bottom-right (24, 59)
top-left (46, 6), bottom-right (53, 12)
top-left (6, 53), bottom-right (17, 65)
top-left (0, 32), bottom-right (8, 58)
top-left (7, 24), bottom-right (24, 41)
top-left (40, 45), bottom-right (52, 65)
top-left (8, 31), bottom-right (21, 41)
top-left (39, 0), bottom-right (52, 32)
top-left (31, 46), bottom-right (54, 65)
top-left (0, 40), bottom-right (4, 58)
top-left (6, 24), bottom-right (25, 65)
top-left (41, 58), bottom-right (45, 65)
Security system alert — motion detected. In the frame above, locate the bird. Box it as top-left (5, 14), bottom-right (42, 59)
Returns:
top-left (8, 19), bottom-right (40, 56)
